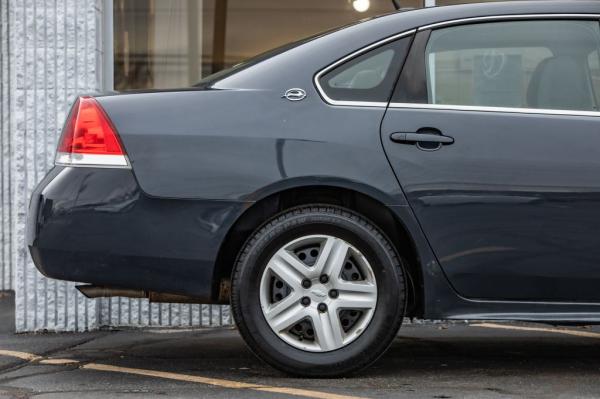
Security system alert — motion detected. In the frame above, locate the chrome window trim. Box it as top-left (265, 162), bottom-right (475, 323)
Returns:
top-left (388, 103), bottom-right (600, 118)
top-left (314, 14), bottom-right (600, 116)
top-left (313, 29), bottom-right (416, 107)
top-left (418, 13), bottom-right (600, 31)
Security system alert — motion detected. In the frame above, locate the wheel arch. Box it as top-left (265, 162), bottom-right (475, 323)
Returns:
top-left (213, 183), bottom-right (425, 318)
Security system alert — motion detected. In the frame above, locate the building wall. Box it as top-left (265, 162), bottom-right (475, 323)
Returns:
top-left (0, 0), bottom-right (230, 332)
top-left (1, 0), bottom-right (11, 292)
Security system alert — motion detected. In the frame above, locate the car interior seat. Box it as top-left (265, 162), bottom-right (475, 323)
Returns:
top-left (527, 55), bottom-right (596, 111)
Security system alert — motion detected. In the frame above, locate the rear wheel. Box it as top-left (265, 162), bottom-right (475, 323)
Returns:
top-left (231, 205), bottom-right (406, 376)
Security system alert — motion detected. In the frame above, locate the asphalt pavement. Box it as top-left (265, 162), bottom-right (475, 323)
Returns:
top-left (1, 294), bottom-right (600, 398)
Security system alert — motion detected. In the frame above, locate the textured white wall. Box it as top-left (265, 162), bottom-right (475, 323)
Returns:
top-left (1, 0), bottom-right (12, 292)
top-left (1, 0), bottom-right (230, 332)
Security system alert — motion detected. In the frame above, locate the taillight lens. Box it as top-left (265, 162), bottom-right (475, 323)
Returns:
top-left (55, 97), bottom-right (129, 168)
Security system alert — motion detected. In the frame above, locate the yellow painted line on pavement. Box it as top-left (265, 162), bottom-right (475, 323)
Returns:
top-left (82, 363), bottom-right (366, 399)
top-left (472, 323), bottom-right (600, 339)
top-left (0, 349), bottom-right (367, 399)
top-left (0, 349), bottom-right (42, 362)
top-left (82, 363), bottom-right (263, 389)
top-left (39, 358), bottom-right (80, 365)
top-left (255, 386), bottom-right (365, 399)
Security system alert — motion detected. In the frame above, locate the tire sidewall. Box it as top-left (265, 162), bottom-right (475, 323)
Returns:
top-left (232, 207), bottom-right (405, 375)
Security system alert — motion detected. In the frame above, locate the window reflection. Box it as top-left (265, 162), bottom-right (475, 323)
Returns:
top-left (113, 0), bottom-right (518, 91)
top-left (114, 0), bottom-right (402, 91)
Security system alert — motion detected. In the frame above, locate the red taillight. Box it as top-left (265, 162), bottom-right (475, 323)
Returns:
top-left (56, 97), bottom-right (129, 168)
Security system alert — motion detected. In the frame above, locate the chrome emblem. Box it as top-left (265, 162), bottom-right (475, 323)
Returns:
top-left (283, 88), bottom-right (307, 102)
top-left (310, 288), bottom-right (327, 298)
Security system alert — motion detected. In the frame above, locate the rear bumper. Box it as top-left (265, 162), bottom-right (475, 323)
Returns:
top-left (27, 166), bottom-right (247, 302)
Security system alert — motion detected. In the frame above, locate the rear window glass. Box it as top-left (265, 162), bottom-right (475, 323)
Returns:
top-left (318, 36), bottom-right (413, 103)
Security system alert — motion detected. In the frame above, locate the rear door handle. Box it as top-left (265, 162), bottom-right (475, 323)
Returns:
top-left (390, 132), bottom-right (454, 145)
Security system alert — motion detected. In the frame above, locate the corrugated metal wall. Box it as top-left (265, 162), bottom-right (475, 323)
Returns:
top-left (1, 0), bottom-right (231, 332)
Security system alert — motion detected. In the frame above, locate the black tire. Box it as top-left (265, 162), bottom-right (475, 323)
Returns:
top-left (231, 205), bottom-right (406, 377)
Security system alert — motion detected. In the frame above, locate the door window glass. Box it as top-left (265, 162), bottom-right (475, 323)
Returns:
top-left (588, 49), bottom-right (600, 106)
top-left (424, 20), bottom-right (600, 111)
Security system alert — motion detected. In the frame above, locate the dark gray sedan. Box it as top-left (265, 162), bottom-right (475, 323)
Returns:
top-left (27, 1), bottom-right (600, 376)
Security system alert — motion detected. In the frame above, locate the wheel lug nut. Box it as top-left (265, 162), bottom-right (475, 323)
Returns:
top-left (329, 289), bottom-right (339, 299)
top-left (318, 303), bottom-right (328, 313)
top-left (302, 279), bottom-right (312, 289)
top-left (301, 297), bottom-right (311, 307)
top-left (319, 275), bottom-right (329, 284)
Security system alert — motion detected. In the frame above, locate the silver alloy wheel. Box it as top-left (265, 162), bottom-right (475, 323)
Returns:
top-left (259, 235), bottom-right (378, 352)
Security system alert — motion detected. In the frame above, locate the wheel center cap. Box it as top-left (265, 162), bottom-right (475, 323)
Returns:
top-left (309, 286), bottom-right (327, 299)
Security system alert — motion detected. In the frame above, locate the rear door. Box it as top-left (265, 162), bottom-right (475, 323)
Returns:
top-left (381, 18), bottom-right (600, 302)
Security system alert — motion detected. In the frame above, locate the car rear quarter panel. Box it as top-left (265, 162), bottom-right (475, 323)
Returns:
top-left (97, 90), bottom-right (406, 205)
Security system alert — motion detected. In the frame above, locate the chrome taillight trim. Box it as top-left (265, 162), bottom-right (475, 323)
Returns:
top-left (55, 152), bottom-right (131, 169)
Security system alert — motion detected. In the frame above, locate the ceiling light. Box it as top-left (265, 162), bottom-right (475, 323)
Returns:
top-left (352, 0), bottom-right (371, 13)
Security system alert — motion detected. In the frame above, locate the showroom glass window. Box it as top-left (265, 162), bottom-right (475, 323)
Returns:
top-left (112, 0), bottom-right (533, 92)
top-left (424, 20), bottom-right (600, 111)
top-left (112, 0), bottom-right (417, 91)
